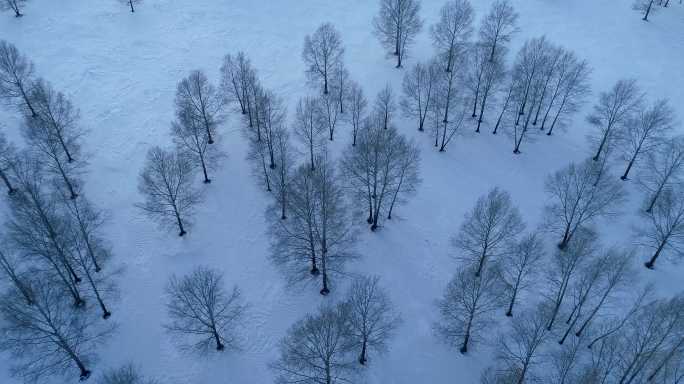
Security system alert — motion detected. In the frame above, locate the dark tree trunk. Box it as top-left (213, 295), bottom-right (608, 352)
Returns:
top-left (0, 169), bottom-right (16, 195)
top-left (621, 155), bottom-right (637, 180)
top-left (644, 239), bottom-right (667, 269)
top-left (643, 1), bottom-right (654, 21)
top-left (359, 338), bottom-right (367, 365)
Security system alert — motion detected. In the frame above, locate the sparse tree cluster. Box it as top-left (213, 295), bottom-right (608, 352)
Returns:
top-left (271, 276), bottom-right (400, 382)
top-left (0, 41), bottom-right (120, 383)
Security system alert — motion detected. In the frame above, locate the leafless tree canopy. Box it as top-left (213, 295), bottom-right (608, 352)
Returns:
top-left (294, 96), bottom-right (325, 171)
top-left (175, 70), bottom-right (223, 145)
top-left (271, 304), bottom-right (356, 384)
top-left (499, 233), bottom-right (544, 317)
top-left (0, 40), bottom-right (35, 114)
top-left (341, 119), bottom-right (420, 230)
top-left (269, 157), bottom-right (356, 295)
top-left (136, 146), bottom-right (202, 236)
top-left (430, 0), bottom-right (474, 73)
top-left (165, 266), bottom-right (246, 353)
top-left (346, 81), bottom-right (367, 146)
top-left (619, 98), bottom-right (675, 180)
top-left (0, 277), bottom-right (113, 382)
top-left (637, 136), bottom-right (684, 213)
top-left (586, 79), bottom-right (643, 162)
top-left (220, 52), bottom-right (255, 116)
top-left (97, 364), bottom-right (159, 384)
top-left (344, 275), bottom-right (401, 365)
top-left (637, 187), bottom-right (684, 269)
top-left (435, 266), bottom-right (502, 354)
top-left (452, 187), bottom-right (525, 277)
top-left (544, 158), bottom-right (625, 249)
top-left (171, 104), bottom-right (221, 184)
top-left (0, 128), bottom-right (17, 194)
top-left (373, 0), bottom-right (423, 68)
top-left (401, 60), bottom-right (438, 132)
top-left (302, 23), bottom-right (345, 95)
top-left (479, 0), bottom-right (519, 62)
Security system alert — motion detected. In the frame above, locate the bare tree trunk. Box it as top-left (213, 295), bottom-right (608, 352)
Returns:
top-left (0, 169), bottom-right (16, 195)
top-left (644, 239), bottom-right (667, 269)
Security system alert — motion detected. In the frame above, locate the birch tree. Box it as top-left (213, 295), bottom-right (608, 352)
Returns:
top-left (637, 187), bottom-right (684, 269)
top-left (401, 60), bottom-right (438, 132)
top-left (499, 233), bottom-right (544, 317)
top-left (479, 0), bottom-right (518, 62)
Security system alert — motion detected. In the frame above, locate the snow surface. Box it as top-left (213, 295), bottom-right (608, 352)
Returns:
top-left (0, 0), bottom-right (682, 383)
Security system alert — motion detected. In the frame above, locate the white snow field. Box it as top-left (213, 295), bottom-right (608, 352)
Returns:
top-left (1, 0), bottom-right (683, 383)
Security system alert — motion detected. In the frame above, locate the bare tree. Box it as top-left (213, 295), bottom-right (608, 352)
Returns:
top-left (587, 79), bottom-right (643, 162)
top-left (543, 58), bottom-right (591, 136)
top-left (270, 125), bottom-right (296, 220)
top-left (499, 233), bottom-right (544, 317)
top-left (637, 187), bottom-right (684, 269)
top-left (345, 275), bottom-right (401, 365)
top-left (5, 154), bottom-right (87, 307)
top-left (220, 52), bottom-right (254, 116)
top-left (318, 91), bottom-right (341, 141)
top-left (544, 158), bottom-right (625, 249)
top-left (452, 187), bottom-right (525, 277)
top-left (543, 228), bottom-right (598, 331)
top-left (171, 105), bottom-right (220, 184)
top-left (638, 136), bottom-right (684, 213)
top-left (0, 40), bottom-right (36, 115)
top-left (373, 0), bottom-right (423, 68)
top-left (28, 79), bottom-right (84, 163)
top-left (341, 120), bottom-right (420, 230)
top-left (506, 37), bottom-right (551, 154)
top-left (136, 146), bottom-right (202, 237)
top-left (346, 81), bottom-right (367, 146)
top-left (61, 196), bottom-right (110, 274)
top-left (23, 112), bottom-right (83, 200)
top-left (0, 248), bottom-right (33, 305)
top-left (611, 295), bottom-right (684, 383)
top-left (270, 157), bottom-right (356, 295)
top-left (256, 89), bottom-right (286, 169)
top-left (98, 364), bottom-right (158, 384)
top-left (479, 0), bottom-right (518, 62)
top-left (431, 56), bottom-right (467, 152)
top-left (488, 305), bottom-right (550, 384)
top-left (0, 0), bottom-right (27, 17)
top-left (271, 304), bottom-right (356, 384)
top-left (302, 23), bottom-right (345, 95)
top-left (469, 46), bottom-right (505, 133)
top-left (175, 70), bottom-right (222, 145)
top-left (294, 96), bottom-right (325, 171)
top-left (118, 0), bottom-right (141, 12)
top-left (571, 248), bottom-right (634, 339)
top-left (0, 128), bottom-right (17, 194)
top-left (430, 0), bottom-right (474, 73)
top-left (620, 99), bottom-right (674, 180)
top-left (165, 266), bottom-right (246, 353)
top-left (374, 84), bottom-right (396, 130)
top-left (435, 266), bottom-right (502, 354)
top-left (401, 60), bottom-right (438, 132)
top-left (633, 0), bottom-right (658, 21)
top-left (331, 62), bottom-right (350, 113)
top-left (0, 277), bottom-right (113, 382)
top-left (546, 333), bottom-right (586, 384)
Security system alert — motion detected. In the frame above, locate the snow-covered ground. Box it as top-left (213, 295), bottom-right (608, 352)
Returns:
top-left (1, 0), bottom-right (682, 383)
